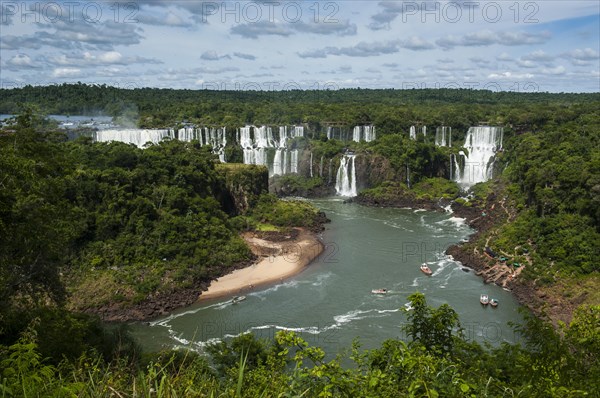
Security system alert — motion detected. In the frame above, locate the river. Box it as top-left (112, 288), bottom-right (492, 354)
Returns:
top-left (130, 198), bottom-right (524, 354)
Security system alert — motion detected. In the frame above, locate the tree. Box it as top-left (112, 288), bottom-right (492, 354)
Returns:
top-left (0, 109), bottom-right (73, 316)
top-left (403, 292), bottom-right (462, 354)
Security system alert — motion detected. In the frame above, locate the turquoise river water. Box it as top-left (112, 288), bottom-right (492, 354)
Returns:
top-left (130, 198), bottom-right (524, 354)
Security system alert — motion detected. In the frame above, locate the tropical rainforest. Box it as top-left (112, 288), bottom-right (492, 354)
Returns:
top-left (0, 85), bottom-right (599, 397)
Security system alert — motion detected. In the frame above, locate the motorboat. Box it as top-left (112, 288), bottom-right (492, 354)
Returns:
top-left (371, 288), bottom-right (388, 294)
top-left (480, 294), bottom-right (489, 305)
top-left (232, 295), bottom-right (246, 303)
top-left (490, 298), bottom-right (499, 307)
top-left (420, 264), bottom-right (433, 276)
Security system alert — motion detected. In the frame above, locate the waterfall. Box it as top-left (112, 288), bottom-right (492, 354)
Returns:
top-left (96, 126), bottom-right (226, 161)
top-left (292, 126), bottom-right (304, 138)
top-left (456, 126), bottom-right (504, 188)
top-left (409, 126), bottom-right (416, 140)
top-left (95, 129), bottom-right (175, 147)
top-left (319, 155), bottom-right (324, 178)
top-left (435, 126), bottom-right (451, 147)
top-left (219, 128), bottom-right (227, 162)
top-left (327, 126), bottom-right (346, 141)
top-left (290, 150), bottom-right (299, 173)
top-left (353, 126), bottom-right (361, 142)
top-left (352, 125), bottom-right (377, 142)
top-left (255, 148), bottom-right (268, 166)
top-left (335, 155), bottom-right (357, 197)
top-left (178, 127), bottom-right (198, 143)
top-left (254, 126), bottom-right (270, 148)
top-left (272, 149), bottom-right (283, 176)
top-left (422, 126), bottom-right (427, 136)
top-left (196, 127), bottom-right (227, 162)
top-left (239, 126), bottom-right (282, 174)
top-left (243, 148), bottom-right (254, 165)
top-left (239, 125), bottom-right (304, 176)
top-left (240, 126), bottom-right (253, 148)
top-left (451, 153), bottom-right (461, 181)
top-left (310, 152), bottom-right (313, 178)
top-left (328, 159), bottom-right (333, 185)
top-left (364, 125), bottom-right (376, 142)
top-left (279, 126), bottom-right (288, 148)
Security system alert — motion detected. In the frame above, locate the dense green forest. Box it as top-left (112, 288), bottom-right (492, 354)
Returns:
top-left (1, 86), bottom-right (599, 396)
top-left (0, 109), bottom-right (324, 322)
top-left (1, 83), bottom-right (598, 131)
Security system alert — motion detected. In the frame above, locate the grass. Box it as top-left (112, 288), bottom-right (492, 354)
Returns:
top-left (256, 223), bottom-right (280, 232)
top-left (540, 274), bottom-right (600, 313)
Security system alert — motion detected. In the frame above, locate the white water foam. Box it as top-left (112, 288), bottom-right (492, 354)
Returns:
top-left (311, 272), bottom-right (333, 287)
top-left (435, 216), bottom-right (467, 228)
top-left (248, 280), bottom-right (301, 299)
top-left (149, 300), bottom-right (233, 327)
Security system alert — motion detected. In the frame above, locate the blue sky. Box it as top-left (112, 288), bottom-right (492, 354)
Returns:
top-left (1, 1), bottom-right (598, 92)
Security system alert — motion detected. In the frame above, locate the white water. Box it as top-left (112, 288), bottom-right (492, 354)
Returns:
top-left (352, 125), bottom-right (376, 142)
top-left (95, 126), bottom-right (227, 160)
top-left (195, 127), bottom-right (227, 162)
top-left (451, 154), bottom-right (461, 181)
top-left (239, 125), bottom-right (303, 176)
top-left (435, 126), bottom-right (451, 147)
top-left (335, 155), bottom-right (357, 197)
top-left (293, 126), bottom-right (304, 138)
top-left (456, 126), bottom-right (503, 188)
top-left (319, 156), bottom-right (324, 178)
top-left (352, 126), bottom-right (361, 142)
top-left (409, 126), bottom-right (426, 139)
top-left (290, 150), bottom-right (299, 174)
top-left (95, 128), bottom-right (175, 147)
top-left (273, 149), bottom-right (285, 176)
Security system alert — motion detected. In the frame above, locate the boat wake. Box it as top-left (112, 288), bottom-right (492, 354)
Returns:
top-left (248, 280), bottom-right (301, 299)
top-left (149, 300), bottom-right (234, 327)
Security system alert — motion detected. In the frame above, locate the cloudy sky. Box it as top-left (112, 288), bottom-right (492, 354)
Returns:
top-left (1, 1), bottom-right (599, 92)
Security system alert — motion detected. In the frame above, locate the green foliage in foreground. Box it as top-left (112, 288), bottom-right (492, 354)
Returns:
top-left (1, 294), bottom-right (598, 397)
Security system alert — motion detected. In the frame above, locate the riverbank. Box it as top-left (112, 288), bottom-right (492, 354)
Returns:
top-left (201, 228), bottom-right (324, 300)
top-left (82, 228), bottom-right (324, 322)
top-left (353, 183), bottom-right (589, 327)
top-left (446, 192), bottom-right (594, 327)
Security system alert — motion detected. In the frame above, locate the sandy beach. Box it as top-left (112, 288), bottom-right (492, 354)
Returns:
top-left (200, 228), bottom-right (324, 300)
